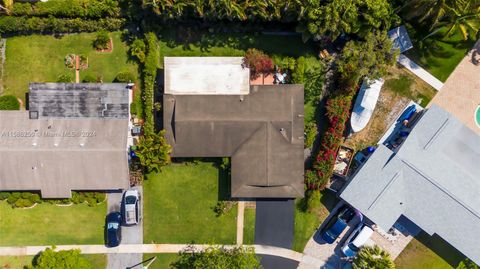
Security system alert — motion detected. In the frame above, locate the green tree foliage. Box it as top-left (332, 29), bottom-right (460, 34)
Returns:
top-left (114, 71), bottom-right (136, 83)
top-left (27, 247), bottom-right (91, 269)
top-left (304, 122), bottom-right (318, 148)
top-left (130, 38), bottom-right (146, 63)
top-left (457, 259), bottom-right (479, 269)
top-left (11, 0), bottom-right (120, 18)
top-left (0, 95), bottom-right (20, 110)
top-left (430, 0), bottom-right (480, 40)
top-left (353, 245), bottom-right (395, 269)
top-left (136, 130), bottom-right (172, 173)
top-left (337, 31), bottom-right (398, 84)
top-left (93, 30), bottom-right (110, 50)
top-left (400, 0), bottom-right (451, 26)
top-left (300, 0), bottom-right (399, 40)
top-left (242, 48), bottom-right (273, 79)
top-left (0, 17), bottom-right (125, 34)
top-left (142, 32), bottom-right (159, 135)
top-left (171, 245), bottom-right (262, 269)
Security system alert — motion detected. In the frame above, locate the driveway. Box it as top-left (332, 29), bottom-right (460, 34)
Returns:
top-left (298, 202), bottom-right (361, 269)
top-left (255, 199), bottom-right (296, 269)
top-left (106, 186), bottom-right (143, 269)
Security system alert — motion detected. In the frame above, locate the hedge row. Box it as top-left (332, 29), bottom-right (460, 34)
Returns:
top-left (11, 0), bottom-right (121, 18)
top-left (0, 16), bottom-right (125, 34)
top-left (0, 191), bottom-right (106, 208)
top-left (142, 32), bottom-right (159, 135)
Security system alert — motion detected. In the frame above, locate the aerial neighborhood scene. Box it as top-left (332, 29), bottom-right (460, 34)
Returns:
top-left (0, 0), bottom-right (479, 269)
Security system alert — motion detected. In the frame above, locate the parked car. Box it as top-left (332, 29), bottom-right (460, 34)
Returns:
top-left (106, 212), bottom-right (122, 247)
top-left (123, 189), bottom-right (141, 225)
top-left (321, 206), bottom-right (356, 244)
top-left (341, 224), bottom-right (374, 257)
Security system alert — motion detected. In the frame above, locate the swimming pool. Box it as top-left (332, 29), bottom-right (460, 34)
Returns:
top-left (476, 106), bottom-right (480, 128)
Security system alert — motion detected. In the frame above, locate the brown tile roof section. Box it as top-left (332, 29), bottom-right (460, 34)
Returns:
top-left (163, 85), bottom-right (305, 198)
top-left (430, 40), bottom-right (480, 135)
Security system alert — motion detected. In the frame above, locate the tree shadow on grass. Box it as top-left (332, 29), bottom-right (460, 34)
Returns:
top-left (415, 231), bottom-right (465, 267)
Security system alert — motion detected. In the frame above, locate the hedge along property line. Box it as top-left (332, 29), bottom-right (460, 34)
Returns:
top-left (142, 32), bottom-right (159, 136)
top-left (10, 0), bottom-right (121, 18)
top-left (0, 16), bottom-right (125, 34)
top-left (308, 84), bottom-right (357, 190)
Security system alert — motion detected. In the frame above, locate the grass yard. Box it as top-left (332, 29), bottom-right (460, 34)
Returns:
top-left (243, 207), bottom-right (256, 245)
top-left (292, 191), bottom-right (338, 252)
top-left (395, 232), bottom-right (465, 269)
top-left (344, 66), bottom-right (436, 151)
top-left (404, 25), bottom-right (475, 82)
top-left (0, 201), bottom-right (106, 246)
top-left (143, 254), bottom-right (179, 269)
top-left (3, 32), bottom-right (139, 102)
top-left (0, 254), bottom-right (106, 269)
top-left (143, 162), bottom-right (237, 244)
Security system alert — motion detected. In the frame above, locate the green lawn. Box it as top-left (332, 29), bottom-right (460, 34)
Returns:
top-left (0, 254), bottom-right (106, 269)
top-left (143, 254), bottom-right (179, 269)
top-left (143, 162), bottom-right (237, 244)
top-left (0, 201), bottom-right (106, 246)
top-left (292, 191), bottom-right (338, 252)
top-left (395, 232), bottom-right (465, 269)
top-left (3, 32), bottom-right (139, 101)
top-left (404, 25), bottom-right (475, 82)
top-left (243, 207), bottom-right (256, 245)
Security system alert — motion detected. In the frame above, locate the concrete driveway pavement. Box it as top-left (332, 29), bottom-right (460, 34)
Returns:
top-left (107, 186), bottom-right (143, 269)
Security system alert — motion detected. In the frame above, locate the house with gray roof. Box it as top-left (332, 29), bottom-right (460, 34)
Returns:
top-left (163, 57), bottom-right (304, 198)
top-left (340, 104), bottom-right (480, 264)
top-left (0, 83), bottom-right (130, 198)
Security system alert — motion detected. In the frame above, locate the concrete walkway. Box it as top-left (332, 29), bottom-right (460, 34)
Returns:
top-left (236, 201), bottom-right (245, 245)
top-left (0, 244), bottom-right (314, 263)
top-left (397, 54), bottom-right (444, 91)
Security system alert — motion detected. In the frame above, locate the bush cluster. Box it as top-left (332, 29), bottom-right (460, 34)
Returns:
top-left (304, 122), bottom-right (318, 149)
top-left (114, 71), bottom-right (136, 83)
top-left (0, 95), bottom-right (20, 110)
top-left (0, 192), bottom-right (41, 208)
top-left (12, 0), bottom-right (121, 18)
top-left (93, 30), bottom-right (110, 50)
top-left (213, 201), bottom-right (237, 217)
top-left (0, 16), bottom-right (125, 34)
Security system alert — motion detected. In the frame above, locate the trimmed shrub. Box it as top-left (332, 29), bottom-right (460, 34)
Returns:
top-left (114, 71), bottom-right (136, 83)
top-left (93, 30), bottom-right (110, 50)
top-left (11, 0), bottom-right (121, 18)
top-left (0, 192), bottom-right (10, 200)
top-left (304, 122), bottom-right (317, 149)
top-left (0, 16), bottom-right (125, 34)
top-left (0, 95), bottom-right (20, 110)
top-left (130, 38), bottom-right (146, 63)
top-left (142, 32), bottom-right (159, 135)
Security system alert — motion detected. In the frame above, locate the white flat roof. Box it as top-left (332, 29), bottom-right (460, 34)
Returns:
top-left (164, 57), bottom-right (250, 95)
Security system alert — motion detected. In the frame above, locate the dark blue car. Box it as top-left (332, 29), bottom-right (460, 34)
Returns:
top-left (106, 212), bottom-right (122, 247)
top-left (321, 206), bottom-right (355, 244)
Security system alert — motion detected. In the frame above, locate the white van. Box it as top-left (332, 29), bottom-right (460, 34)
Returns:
top-left (341, 224), bottom-right (374, 257)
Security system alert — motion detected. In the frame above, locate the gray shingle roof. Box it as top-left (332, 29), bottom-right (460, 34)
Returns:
top-left (340, 105), bottom-right (480, 264)
top-left (29, 83), bottom-right (129, 119)
top-left (163, 85), bottom-right (304, 198)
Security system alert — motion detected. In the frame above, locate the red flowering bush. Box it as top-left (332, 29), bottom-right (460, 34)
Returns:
top-left (308, 88), bottom-right (355, 190)
top-left (242, 48), bottom-right (274, 79)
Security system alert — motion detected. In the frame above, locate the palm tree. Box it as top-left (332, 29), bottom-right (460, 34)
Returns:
top-left (136, 130), bottom-right (172, 173)
top-left (400, 0), bottom-right (451, 26)
top-left (352, 245), bottom-right (395, 269)
top-left (430, 0), bottom-right (480, 40)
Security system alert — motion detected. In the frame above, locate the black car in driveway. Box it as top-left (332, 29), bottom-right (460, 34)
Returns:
top-left (106, 212), bottom-right (122, 247)
top-left (320, 205), bottom-right (356, 244)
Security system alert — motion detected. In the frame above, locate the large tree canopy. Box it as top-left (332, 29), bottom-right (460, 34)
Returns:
top-left (300, 0), bottom-right (399, 41)
top-left (27, 248), bottom-right (91, 269)
top-left (170, 245), bottom-right (262, 269)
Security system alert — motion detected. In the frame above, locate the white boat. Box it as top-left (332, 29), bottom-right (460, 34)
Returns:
top-left (350, 78), bottom-right (384, 133)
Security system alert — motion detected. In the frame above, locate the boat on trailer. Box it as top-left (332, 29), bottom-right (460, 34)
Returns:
top-left (350, 78), bottom-right (384, 133)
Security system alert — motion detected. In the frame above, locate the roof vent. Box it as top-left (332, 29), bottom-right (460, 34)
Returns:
top-left (80, 143), bottom-right (85, 147)
top-left (32, 142), bottom-right (37, 146)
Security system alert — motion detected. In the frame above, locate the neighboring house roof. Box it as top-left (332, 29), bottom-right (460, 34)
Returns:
top-left (0, 83), bottom-right (130, 198)
top-left (29, 83), bottom-right (130, 119)
top-left (340, 105), bottom-right (480, 264)
top-left (164, 85), bottom-right (304, 198)
top-left (430, 40), bottom-right (480, 135)
top-left (388, 25), bottom-right (413, 53)
top-left (164, 57), bottom-right (250, 95)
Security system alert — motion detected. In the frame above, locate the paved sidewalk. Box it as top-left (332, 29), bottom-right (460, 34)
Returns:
top-left (0, 244), bottom-right (311, 262)
top-left (236, 201), bottom-right (245, 245)
top-left (397, 54), bottom-right (444, 91)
